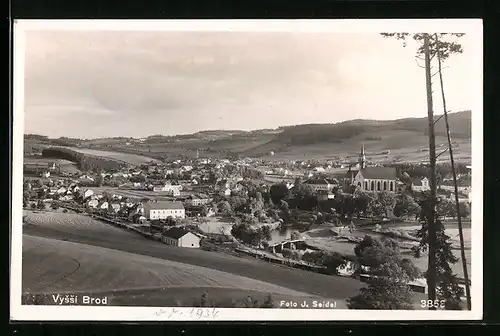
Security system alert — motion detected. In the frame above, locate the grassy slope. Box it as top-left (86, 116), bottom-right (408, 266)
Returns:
top-left (22, 212), bottom-right (365, 299)
top-left (23, 235), bottom-right (314, 297)
top-left (22, 212), bottom-right (434, 309)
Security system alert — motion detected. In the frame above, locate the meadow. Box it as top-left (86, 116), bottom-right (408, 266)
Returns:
top-left (23, 235), bottom-right (314, 299)
top-left (24, 156), bottom-right (81, 174)
top-left (58, 147), bottom-right (162, 165)
top-left (257, 134), bottom-right (471, 163)
top-left (21, 212), bottom-right (443, 308)
top-left (22, 212), bottom-right (365, 300)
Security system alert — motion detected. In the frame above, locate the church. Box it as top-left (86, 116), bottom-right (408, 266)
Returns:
top-left (345, 145), bottom-right (399, 193)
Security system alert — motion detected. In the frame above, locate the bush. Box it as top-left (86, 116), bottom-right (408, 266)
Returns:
top-left (282, 248), bottom-right (294, 259)
top-left (347, 235), bottom-right (421, 309)
top-left (302, 250), bottom-right (346, 274)
top-left (261, 294), bottom-right (275, 308)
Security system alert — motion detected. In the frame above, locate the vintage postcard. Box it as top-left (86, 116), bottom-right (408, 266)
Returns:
top-left (10, 19), bottom-right (483, 321)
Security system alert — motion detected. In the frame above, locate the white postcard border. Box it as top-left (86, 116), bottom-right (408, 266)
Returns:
top-left (10, 19), bottom-right (483, 321)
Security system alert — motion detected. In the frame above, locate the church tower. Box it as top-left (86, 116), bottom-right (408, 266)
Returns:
top-left (359, 144), bottom-right (366, 169)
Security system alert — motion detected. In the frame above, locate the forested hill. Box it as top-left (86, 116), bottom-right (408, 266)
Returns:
top-left (24, 110), bottom-right (471, 161)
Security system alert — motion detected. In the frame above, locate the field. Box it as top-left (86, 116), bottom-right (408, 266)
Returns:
top-left (22, 212), bottom-right (365, 300)
top-left (21, 212), bottom-right (455, 308)
top-left (23, 235), bottom-right (317, 307)
top-left (23, 211), bottom-right (142, 242)
top-left (24, 156), bottom-right (81, 174)
top-left (257, 134), bottom-right (471, 163)
top-left (58, 147), bottom-right (162, 165)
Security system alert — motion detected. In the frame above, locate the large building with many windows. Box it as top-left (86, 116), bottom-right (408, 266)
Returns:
top-left (143, 201), bottom-right (185, 220)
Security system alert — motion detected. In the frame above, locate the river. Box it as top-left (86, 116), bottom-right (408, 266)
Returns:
top-left (268, 227), bottom-right (294, 245)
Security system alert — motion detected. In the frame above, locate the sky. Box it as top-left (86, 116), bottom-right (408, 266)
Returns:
top-left (23, 29), bottom-right (479, 139)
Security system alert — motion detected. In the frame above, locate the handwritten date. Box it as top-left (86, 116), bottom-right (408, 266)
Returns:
top-left (152, 308), bottom-right (220, 319)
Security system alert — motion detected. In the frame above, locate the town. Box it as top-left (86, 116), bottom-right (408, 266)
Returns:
top-left (22, 141), bottom-right (472, 306)
top-left (18, 26), bottom-right (478, 313)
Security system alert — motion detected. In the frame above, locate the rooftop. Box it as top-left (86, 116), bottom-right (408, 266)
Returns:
top-left (144, 201), bottom-right (185, 210)
top-left (304, 178), bottom-right (331, 185)
top-left (359, 167), bottom-right (398, 180)
top-left (162, 227), bottom-right (192, 239)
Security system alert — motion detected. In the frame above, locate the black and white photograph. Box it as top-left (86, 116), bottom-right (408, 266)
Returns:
top-left (10, 20), bottom-right (483, 321)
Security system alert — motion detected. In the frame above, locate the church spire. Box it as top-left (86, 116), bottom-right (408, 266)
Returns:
top-left (360, 144), bottom-right (366, 169)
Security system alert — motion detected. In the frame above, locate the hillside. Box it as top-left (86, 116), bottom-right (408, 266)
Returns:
top-left (24, 110), bottom-right (472, 162)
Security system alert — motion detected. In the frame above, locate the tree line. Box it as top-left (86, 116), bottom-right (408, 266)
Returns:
top-left (42, 147), bottom-right (126, 172)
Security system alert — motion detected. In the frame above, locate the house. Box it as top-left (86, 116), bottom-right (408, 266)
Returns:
top-left (303, 178), bottom-right (336, 192)
top-left (153, 183), bottom-right (182, 196)
top-left (185, 194), bottom-right (210, 207)
top-left (152, 183), bottom-right (165, 192)
top-left (87, 199), bottom-right (99, 208)
top-left (143, 201), bottom-right (186, 220)
top-left (60, 195), bottom-right (74, 201)
top-left (56, 187), bottom-right (67, 194)
top-left (79, 175), bottom-right (95, 182)
top-left (161, 227), bottom-right (201, 248)
top-left (99, 201), bottom-right (109, 210)
top-left (411, 177), bottom-right (430, 192)
top-left (316, 190), bottom-right (336, 201)
top-left (164, 185), bottom-right (181, 196)
top-left (439, 185), bottom-right (471, 194)
top-left (215, 179), bottom-right (230, 191)
top-left (109, 203), bottom-right (121, 213)
top-left (345, 145), bottom-right (398, 192)
top-left (83, 189), bottom-right (94, 199)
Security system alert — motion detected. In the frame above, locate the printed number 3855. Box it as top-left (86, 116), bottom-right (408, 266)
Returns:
top-left (420, 300), bottom-right (446, 309)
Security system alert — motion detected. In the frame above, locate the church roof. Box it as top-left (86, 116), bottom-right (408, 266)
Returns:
top-left (345, 170), bottom-right (358, 178)
top-left (359, 167), bottom-right (398, 180)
